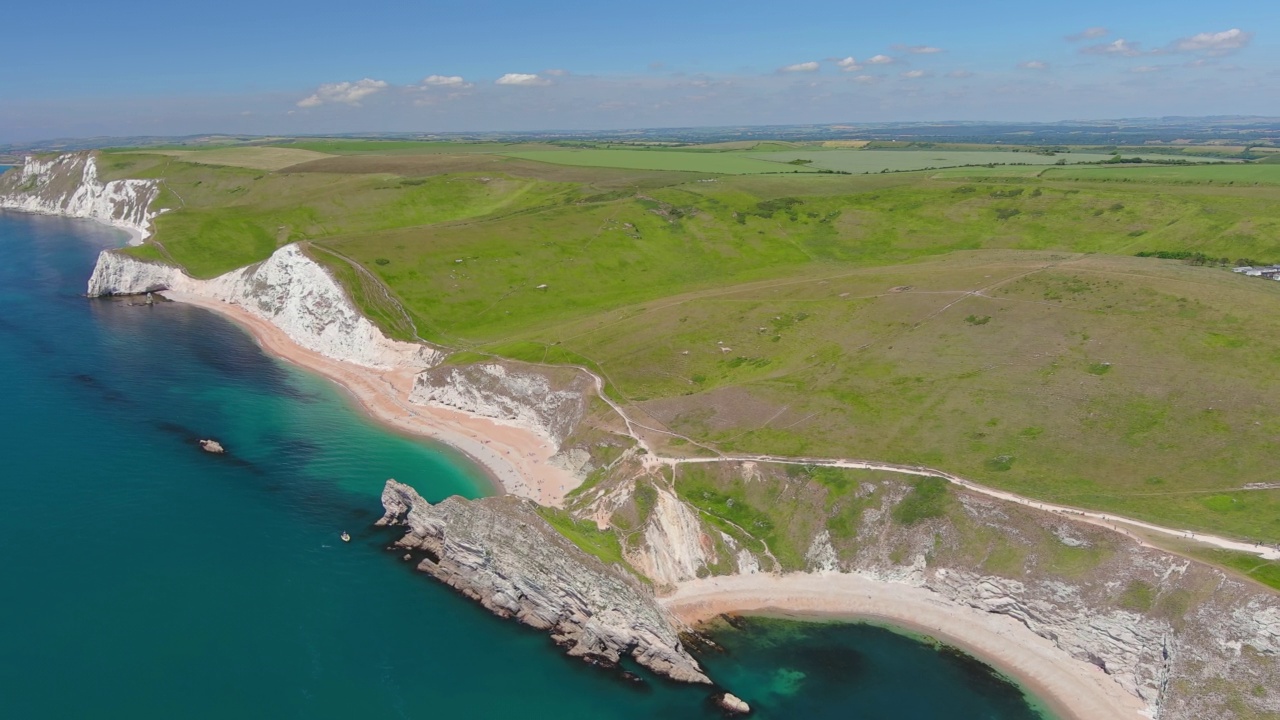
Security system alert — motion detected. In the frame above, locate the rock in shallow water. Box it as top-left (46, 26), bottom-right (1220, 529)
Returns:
top-left (716, 692), bottom-right (751, 715)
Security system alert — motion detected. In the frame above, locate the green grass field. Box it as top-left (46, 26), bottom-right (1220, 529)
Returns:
top-left (271, 139), bottom-right (559, 155)
top-left (103, 143), bottom-right (1280, 544)
top-left (1043, 164), bottom-right (1280, 185)
top-left (750, 150), bottom-right (1235, 174)
top-left (505, 148), bottom-right (822, 174)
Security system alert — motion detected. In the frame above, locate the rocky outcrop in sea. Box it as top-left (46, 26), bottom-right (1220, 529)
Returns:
top-left (377, 479), bottom-right (712, 685)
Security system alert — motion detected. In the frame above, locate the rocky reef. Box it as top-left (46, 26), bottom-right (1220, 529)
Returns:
top-left (87, 244), bottom-right (440, 370)
top-left (377, 479), bottom-right (712, 685)
top-left (0, 153), bottom-right (159, 242)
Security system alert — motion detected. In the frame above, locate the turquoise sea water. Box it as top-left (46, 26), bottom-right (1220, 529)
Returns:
top-left (0, 207), bottom-right (1051, 719)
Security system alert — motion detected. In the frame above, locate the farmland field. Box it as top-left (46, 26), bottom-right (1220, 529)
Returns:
top-left (270, 139), bottom-right (559, 155)
top-left (145, 146), bottom-right (334, 170)
top-left (1042, 163), bottom-right (1280, 185)
top-left (747, 149), bottom-right (1234, 174)
top-left (504, 148), bottom-right (821, 174)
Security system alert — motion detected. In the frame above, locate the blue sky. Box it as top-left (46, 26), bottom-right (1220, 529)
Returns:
top-left (1, 0), bottom-right (1276, 141)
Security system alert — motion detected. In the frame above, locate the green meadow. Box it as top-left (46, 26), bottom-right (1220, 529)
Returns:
top-left (505, 148), bottom-right (821, 174)
top-left (750, 150), bottom-right (1236, 174)
top-left (1043, 163), bottom-right (1280, 185)
top-left (102, 143), bottom-right (1280, 544)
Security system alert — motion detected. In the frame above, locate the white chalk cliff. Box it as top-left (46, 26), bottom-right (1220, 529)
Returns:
top-left (87, 245), bottom-right (441, 370)
top-left (410, 362), bottom-right (591, 445)
top-left (0, 153), bottom-right (160, 243)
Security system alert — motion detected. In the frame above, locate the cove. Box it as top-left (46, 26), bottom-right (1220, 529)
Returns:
top-left (0, 208), bottom-right (1050, 719)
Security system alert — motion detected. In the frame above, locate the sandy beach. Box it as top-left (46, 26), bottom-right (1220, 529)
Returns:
top-left (661, 573), bottom-right (1150, 720)
top-left (161, 291), bottom-right (582, 506)
top-left (160, 290), bottom-right (1148, 720)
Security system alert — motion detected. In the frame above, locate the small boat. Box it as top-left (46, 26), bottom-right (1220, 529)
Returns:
top-left (340, 531), bottom-right (351, 543)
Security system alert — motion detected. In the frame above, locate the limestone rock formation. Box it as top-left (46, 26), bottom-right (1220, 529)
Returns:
top-left (377, 479), bottom-right (711, 685)
top-left (716, 692), bottom-right (751, 715)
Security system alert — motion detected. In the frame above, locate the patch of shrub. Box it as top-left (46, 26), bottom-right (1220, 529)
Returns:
top-left (892, 477), bottom-right (950, 525)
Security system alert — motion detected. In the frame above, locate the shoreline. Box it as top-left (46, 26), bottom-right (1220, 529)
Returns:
top-left (159, 290), bottom-right (582, 506)
top-left (144, 256), bottom-right (1145, 720)
top-left (0, 206), bottom-right (148, 246)
top-left (660, 573), bottom-right (1149, 720)
top-left (162, 287), bottom-right (1149, 720)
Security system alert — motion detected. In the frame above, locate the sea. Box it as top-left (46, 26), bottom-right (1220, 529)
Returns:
top-left (0, 204), bottom-right (1053, 719)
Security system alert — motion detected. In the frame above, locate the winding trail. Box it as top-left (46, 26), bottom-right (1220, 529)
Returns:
top-left (658, 454), bottom-right (1280, 561)
top-left (535, 357), bottom-right (1280, 563)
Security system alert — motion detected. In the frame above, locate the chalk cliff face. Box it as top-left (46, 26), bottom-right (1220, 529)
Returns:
top-left (377, 480), bottom-right (711, 685)
top-left (411, 362), bottom-right (591, 445)
top-left (0, 153), bottom-right (160, 243)
top-left (87, 244), bottom-right (441, 370)
top-left (632, 486), bottom-right (719, 587)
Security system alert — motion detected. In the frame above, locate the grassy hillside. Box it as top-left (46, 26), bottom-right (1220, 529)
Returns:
top-left (105, 144), bottom-right (1280, 543)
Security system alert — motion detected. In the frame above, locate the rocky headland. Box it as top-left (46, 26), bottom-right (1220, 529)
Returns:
top-left (376, 479), bottom-right (713, 686)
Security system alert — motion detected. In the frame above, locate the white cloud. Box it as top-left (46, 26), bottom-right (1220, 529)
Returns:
top-left (895, 45), bottom-right (944, 54)
top-left (901, 70), bottom-right (928, 79)
top-left (851, 75), bottom-right (878, 84)
top-left (496, 73), bottom-right (551, 86)
top-left (1081, 38), bottom-right (1145, 57)
top-left (1018, 60), bottom-right (1049, 70)
top-left (421, 75), bottom-right (472, 88)
top-left (1131, 65), bottom-right (1165, 73)
top-left (296, 78), bottom-right (388, 108)
top-left (544, 68), bottom-right (570, 77)
top-left (780, 61), bottom-right (820, 73)
top-left (868, 54), bottom-right (895, 65)
top-left (1067, 27), bottom-right (1109, 42)
top-left (1168, 28), bottom-right (1252, 55)
top-left (946, 69), bottom-right (974, 79)
top-left (835, 57), bottom-right (862, 72)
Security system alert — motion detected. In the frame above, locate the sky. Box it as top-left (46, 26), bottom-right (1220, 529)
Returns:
top-left (1, 0), bottom-right (1277, 142)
